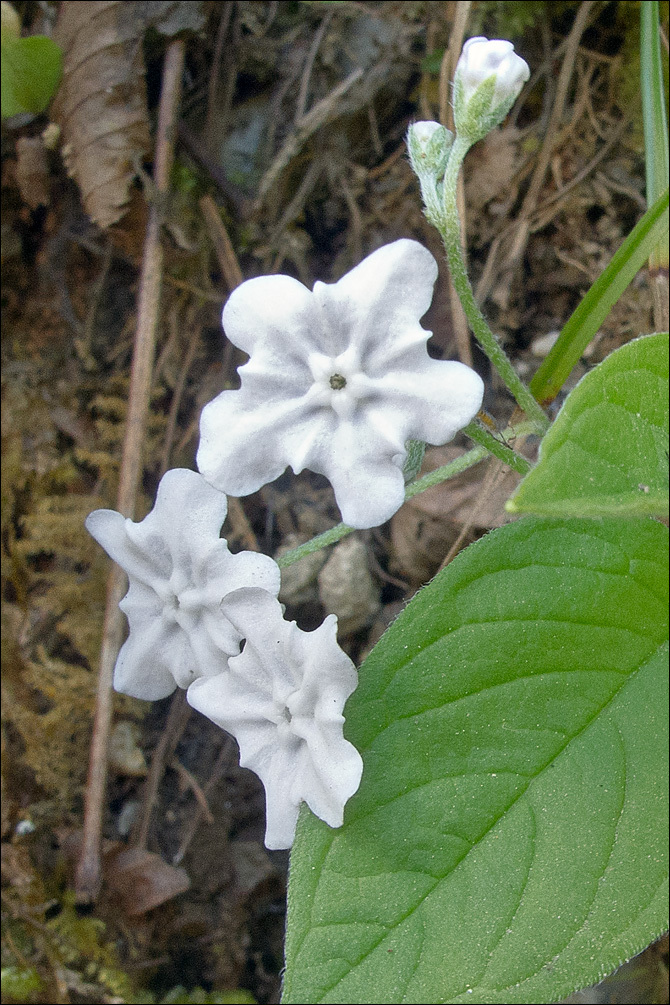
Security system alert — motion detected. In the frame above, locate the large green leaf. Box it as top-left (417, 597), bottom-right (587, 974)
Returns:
top-left (508, 334), bottom-right (669, 518)
top-left (282, 517), bottom-right (668, 1005)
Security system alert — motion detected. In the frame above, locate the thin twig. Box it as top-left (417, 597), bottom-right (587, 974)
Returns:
top-left (506, 1), bottom-right (598, 268)
top-left (205, 1), bottom-right (234, 154)
top-left (199, 193), bottom-right (244, 290)
top-left (131, 690), bottom-right (192, 851)
top-left (227, 496), bottom-right (261, 552)
top-left (159, 305), bottom-right (201, 475)
top-left (257, 67), bottom-right (364, 200)
top-left (170, 758), bottom-right (215, 824)
top-left (172, 739), bottom-right (232, 865)
top-left (295, 11), bottom-right (333, 122)
top-left (438, 0), bottom-right (471, 130)
top-left (75, 39), bottom-right (186, 906)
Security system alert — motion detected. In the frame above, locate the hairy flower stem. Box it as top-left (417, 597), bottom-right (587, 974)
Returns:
top-left (439, 136), bottom-right (550, 431)
top-left (277, 420), bottom-right (539, 568)
top-left (463, 420), bottom-right (532, 475)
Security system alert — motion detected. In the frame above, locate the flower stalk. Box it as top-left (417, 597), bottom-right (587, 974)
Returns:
top-left (437, 136), bottom-right (549, 430)
top-left (277, 418), bottom-right (539, 569)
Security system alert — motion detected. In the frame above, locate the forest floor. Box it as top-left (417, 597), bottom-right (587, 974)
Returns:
top-left (1, 2), bottom-right (668, 1003)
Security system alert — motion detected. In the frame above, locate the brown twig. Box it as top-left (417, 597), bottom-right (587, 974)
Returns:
top-left (227, 497), bottom-right (261, 552)
top-left (199, 193), bottom-right (244, 290)
top-left (75, 39), bottom-right (186, 906)
top-left (130, 689), bottom-right (192, 851)
top-left (257, 67), bottom-right (364, 200)
top-left (170, 757), bottom-right (216, 824)
top-left (505, 1), bottom-right (598, 270)
top-left (159, 304), bottom-right (201, 476)
top-left (295, 11), bottom-right (333, 122)
top-left (205, 1), bottom-right (234, 154)
top-left (172, 739), bottom-right (232, 865)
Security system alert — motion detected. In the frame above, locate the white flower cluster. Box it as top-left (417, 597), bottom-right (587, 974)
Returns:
top-left (86, 469), bottom-right (362, 849)
top-left (86, 39), bottom-right (512, 850)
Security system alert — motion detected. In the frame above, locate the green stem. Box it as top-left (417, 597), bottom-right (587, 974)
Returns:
top-left (277, 420), bottom-right (539, 568)
top-left (276, 521), bottom-right (355, 568)
top-left (463, 420), bottom-right (532, 475)
top-left (439, 136), bottom-right (550, 430)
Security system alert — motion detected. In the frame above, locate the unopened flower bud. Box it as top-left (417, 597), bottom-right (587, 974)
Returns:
top-left (453, 37), bottom-right (530, 145)
top-left (407, 120), bottom-right (453, 181)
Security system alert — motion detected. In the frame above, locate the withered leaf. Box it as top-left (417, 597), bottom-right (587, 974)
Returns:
top-left (51, 1), bottom-right (151, 228)
top-left (104, 846), bottom-right (190, 915)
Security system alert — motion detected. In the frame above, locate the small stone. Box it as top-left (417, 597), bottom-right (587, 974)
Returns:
top-left (530, 331), bottom-right (560, 358)
top-left (276, 533), bottom-right (329, 605)
top-left (318, 536), bottom-right (380, 636)
top-left (109, 721), bottom-right (148, 777)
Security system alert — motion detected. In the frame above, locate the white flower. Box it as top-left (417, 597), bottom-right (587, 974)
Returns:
top-left (197, 239), bottom-right (484, 529)
top-left (186, 588), bottom-right (363, 849)
top-left (453, 37), bottom-right (530, 143)
top-left (85, 469), bottom-right (280, 700)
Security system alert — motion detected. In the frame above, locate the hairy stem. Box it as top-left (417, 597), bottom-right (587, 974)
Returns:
top-left (277, 420), bottom-right (539, 568)
top-left (439, 136), bottom-right (549, 430)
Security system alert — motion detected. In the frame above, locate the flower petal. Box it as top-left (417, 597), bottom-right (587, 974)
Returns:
top-left (114, 614), bottom-right (188, 699)
top-left (222, 274), bottom-right (318, 362)
top-left (312, 239), bottom-right (438, 361)
top-left (198, 390), bottom-right (335, 497)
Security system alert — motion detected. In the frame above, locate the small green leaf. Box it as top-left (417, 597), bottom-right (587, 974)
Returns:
top-left (283, 517), bottom-right (668, 1004)
top-left (1, 32), bottom-right (62, 118)
top-left (509, 334), bottom-right (669, 518)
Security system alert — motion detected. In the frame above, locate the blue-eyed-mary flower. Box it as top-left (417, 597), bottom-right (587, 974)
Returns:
top-left (197, 239), bottom-right (484, 529)
top-left (453, 37), bottom-right (530, 145)
top-left (186, 588), bottom-right (363, 850)
top-left (85, 468), bottom-right (280, 700)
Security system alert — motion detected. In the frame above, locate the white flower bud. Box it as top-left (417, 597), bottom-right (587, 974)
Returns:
top-left (453, 37), bottom-right (530, 144)
top-left (407, 120), bottom-right (453, 180)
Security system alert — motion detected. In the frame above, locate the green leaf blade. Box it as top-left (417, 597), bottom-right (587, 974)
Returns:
top-left (509, 333), bottom-right (669, 518)
top-left (282, 517), bottom-right (669, 1005)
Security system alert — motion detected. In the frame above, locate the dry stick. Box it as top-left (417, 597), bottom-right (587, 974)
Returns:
top-left (75, 39), bottom-right (186, 906)
top-left (159, 307), bottom-right (200, 476)
top-left (257, 67), bottom-right (364, 200)
top-left (474, 115), bottom-right (631, 305)
top-left (172, 739), bottom-right (232, 865)
top-left (131, 690), bottom-right (192, 852)
top-left (506, 0), bottom-right (598, 268)
top-left (295, 10), bottom-right (333, 122)
top-left (199, 195), bottom-right (262, 555)
top-left (199, 193), bottom-right (244, 289)
top-left (438, 1), bottom-right (473, 368)
top-left (169, 757), bottom-right (216, 824)
top-left (204, 1), bottom-right (234, 154)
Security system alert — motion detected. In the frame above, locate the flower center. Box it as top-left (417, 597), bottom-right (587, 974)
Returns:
top-left (329, 373), bottom-right (347, 390)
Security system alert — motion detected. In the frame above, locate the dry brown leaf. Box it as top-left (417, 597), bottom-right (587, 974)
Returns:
top-left (104, 846), bottom-right (190, 915)
top-left (465, 127), bottom-right (523, 212)
top-left (15, 136), bottom-right (51, 208)
top-left (51, 1), bottom-right (151, 228)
